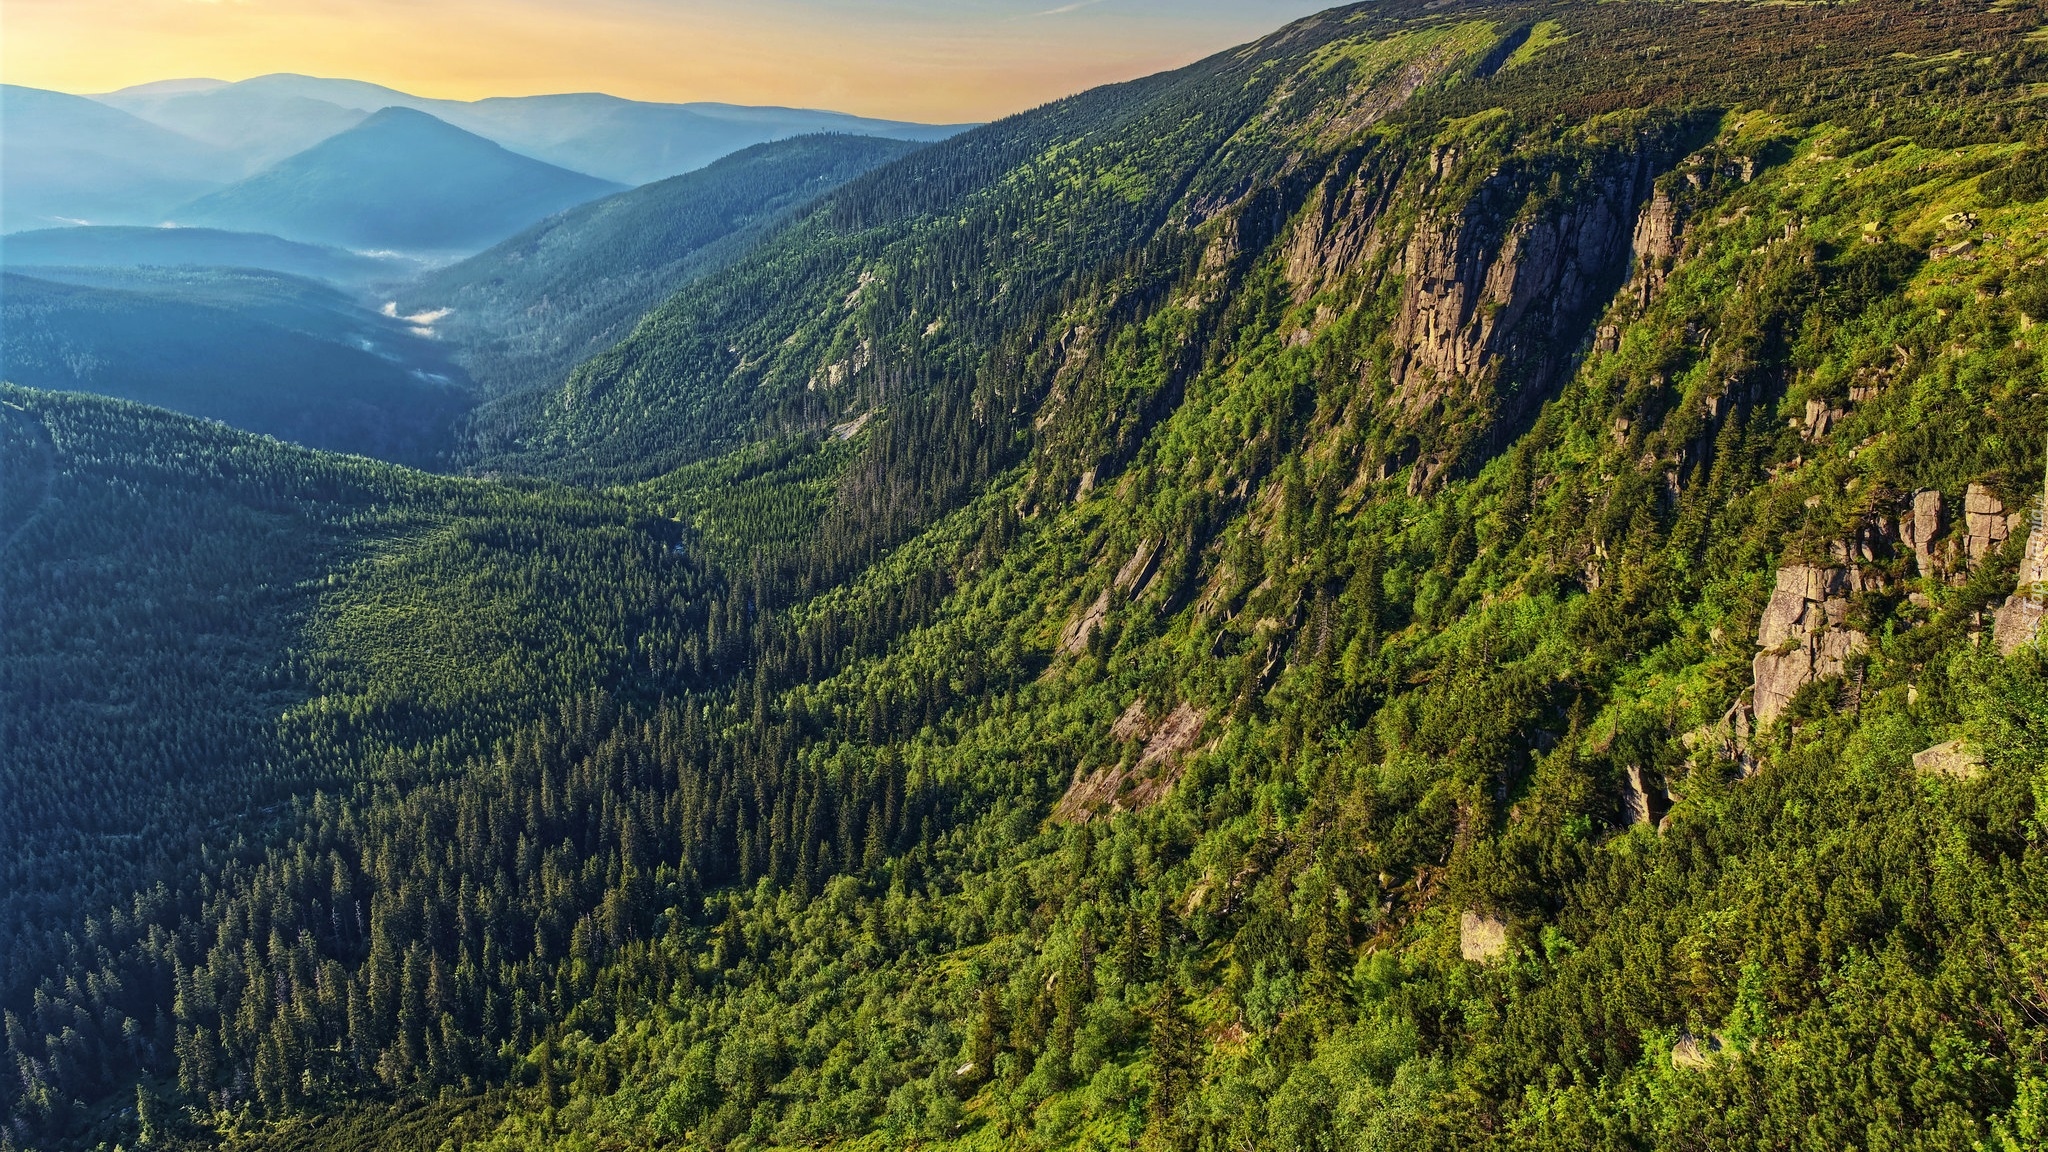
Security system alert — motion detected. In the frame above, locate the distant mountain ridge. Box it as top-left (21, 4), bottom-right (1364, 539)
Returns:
top-left (0, 225), bottom-right (416, 286)
top-left (169, 107), bottom-right (625, 254)
top-left (0, 85), bottom-right (228, 232)
top-left (4, 75), bottom-right (970, 235)
top-left (93, 73), bottom-right (974, 186)
top-left (0, 268), bottom-right (468, 462)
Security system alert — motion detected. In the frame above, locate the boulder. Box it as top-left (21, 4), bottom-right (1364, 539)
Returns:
top-left (1460, 910), bottom-right (1510, 963)
top-left (1912, 739), bottom-right (1984, 780)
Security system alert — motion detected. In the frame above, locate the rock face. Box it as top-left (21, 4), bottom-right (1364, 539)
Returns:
top-left (1390, 172), bottom-right (1643, 419)
top-left (1799, 397), bottom-right (1847, 442)
top-left (1672, 1032), bottom-right (1735, 1070)
top-left (1993, 518), bottom-right (2047, 654)
top-left (1901, 489), bottom-right (1944, 577)
top-left (1684, 699), bottom-right (1755, 778)
top-left (1385, 132), bottom-right (1694, 445)
top-left (1052, 701), bottom-right (1206, 823)
top-left (1625, 188), bottom-right (1682, 308)
top-left (1059, 540), bottom-right (1163, 654)
top-left (1751, 565), bottom-right (1869, 726)
top-left (1460, 910), bottom-right (1510, 963)
top-left (1060, 589), bottom-right (1111, 655)
top-left (1622, 763), bottom-right (1656, 826)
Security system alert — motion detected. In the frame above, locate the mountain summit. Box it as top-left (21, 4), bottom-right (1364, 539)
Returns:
top-left (169, 106), bottom-right (624, 253)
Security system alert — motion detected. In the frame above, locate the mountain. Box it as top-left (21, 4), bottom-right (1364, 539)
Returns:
top-left (0, 269), bottom-right (469, 462)
top-left (392, 134), bottom-right (924, 411)
top-left (0, 85), bottom-right (229, 231)
top-left (168, 107), bottom-right (625, 254)
top-left (0, 225), bottom-right (416, 286)
top-left (10, 3), bottom-right (2048, 1151)
top-left (97, 73), bottom-right (973, 187)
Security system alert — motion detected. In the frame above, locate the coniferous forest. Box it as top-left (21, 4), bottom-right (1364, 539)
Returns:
top-left (7, 2), bottom-right (2048, 1149)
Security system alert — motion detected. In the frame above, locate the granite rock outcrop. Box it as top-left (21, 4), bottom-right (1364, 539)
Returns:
top-left (1751, 565), bottom-right (1869, 725)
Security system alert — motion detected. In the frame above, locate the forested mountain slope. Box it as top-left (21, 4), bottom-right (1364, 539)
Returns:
top-left (8, 2), bottom-right (2048, 1151)
top-left (392, 135), bottom-right (923, 422)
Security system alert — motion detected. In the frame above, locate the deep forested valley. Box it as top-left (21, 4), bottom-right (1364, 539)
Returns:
top-left (7, 2), bottom-right (2048, 1150)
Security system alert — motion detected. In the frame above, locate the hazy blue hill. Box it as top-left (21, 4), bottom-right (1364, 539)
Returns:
top-left (169, 107), bottom-right (625, 254)
top-left (394, 134), bottom-right (923, 412)
top-left (92, 81), bottom-right (370, 174)
top-left (0, 269), bottom-right (470, 462)
top-left (0, 85), bottom-right (229, 231)
top-left (100, 73), bottom-right (970, 186)
top-left (0, 225), bottom-right (414, 286)
top-left (444, 93), bottom-right (970, 186)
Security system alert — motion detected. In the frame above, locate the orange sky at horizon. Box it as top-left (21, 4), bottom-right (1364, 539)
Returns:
top-left (3, 0), bottom-right (1332, 123)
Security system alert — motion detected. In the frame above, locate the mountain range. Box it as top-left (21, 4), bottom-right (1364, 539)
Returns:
top-left (7, 3), bottom-right (2048, 1151)
top-left (1, 267), bottom-right (469, 463)
top-left (0, 225), bottom-right (417, 286)
top-left (1, 73), bottom-right (971, 239)
top-left (0, 86), bottom-right (228, 234)
top-left (94, 74), bottom-right (971, 186)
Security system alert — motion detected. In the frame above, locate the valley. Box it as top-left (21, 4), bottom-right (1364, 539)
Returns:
top-left (5, 2), bottom-right (2048, 1151)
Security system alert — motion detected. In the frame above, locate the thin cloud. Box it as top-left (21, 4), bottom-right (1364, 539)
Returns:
top-left (1034, 0), bottom-right (1111, 16)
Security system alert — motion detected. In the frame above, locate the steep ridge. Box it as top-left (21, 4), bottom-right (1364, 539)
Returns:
top-left (7, 3), bottom-right (2048, 1151)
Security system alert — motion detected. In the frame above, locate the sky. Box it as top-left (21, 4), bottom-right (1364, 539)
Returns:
top-left (3, 0), bottom-right (1337, 123)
